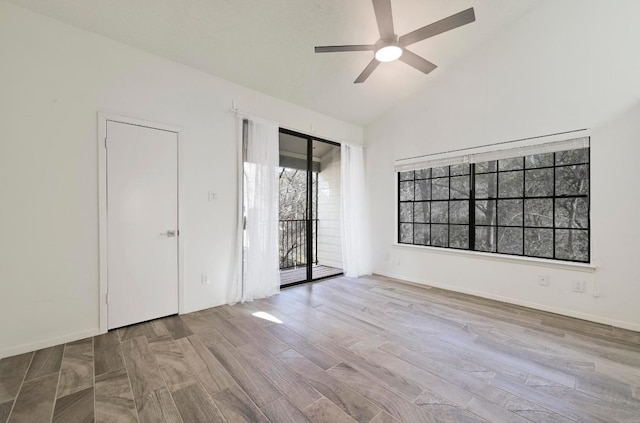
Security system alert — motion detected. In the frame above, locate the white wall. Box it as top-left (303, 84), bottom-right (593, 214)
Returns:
top-left (0, 2), bottom-right (362, 358)
top-left (317, 147), bottom-right (343, 269)
top-left (366, 0), bottom-right (640, 331)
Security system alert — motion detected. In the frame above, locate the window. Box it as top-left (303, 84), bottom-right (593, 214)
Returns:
top-left (398, 145), bottom-right (590, 263)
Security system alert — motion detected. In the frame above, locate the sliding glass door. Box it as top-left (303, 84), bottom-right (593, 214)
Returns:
top-left (278, 129), bottom-right (343, 287)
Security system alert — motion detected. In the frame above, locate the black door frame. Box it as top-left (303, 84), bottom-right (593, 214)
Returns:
top-left (279, 127), bottom-right (342, 287)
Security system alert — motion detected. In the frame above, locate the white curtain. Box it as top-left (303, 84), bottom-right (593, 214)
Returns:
top-left (230, 118), bottom-right (280, 303)
top-left (340, 143), bottom-right (372, 277)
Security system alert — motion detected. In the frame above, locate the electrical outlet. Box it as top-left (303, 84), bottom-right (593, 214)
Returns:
top-left (208, 191), bottom-right (217, 201)
top-left (573, 280), bottom-right (585, 293)
top-left (384, 252), bottom-right (390, 261)
top-left (538, 275), bottom-right (550, 286)
top-left (201, 274), bottom-right (210, 285)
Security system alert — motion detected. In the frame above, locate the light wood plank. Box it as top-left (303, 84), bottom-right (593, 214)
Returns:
top-left (481, 368), bottom-right (611, 423)
top-left (95, 369), bottom-right (138, 423)
top-left (303, 397), bottom-right (359, 423)
top-left (199, 310), bottom-right (253, 347)
top-left (119, 320), bottom-right (169, 342)
top-left (121, 337), bottom-right (166, 399)
top-left (179, 313), bottom-right (225, 347)
top-left (159, 315), bottom-right (193, 340)
top-left (208, 341), bottom-right (282, 408)
top-left (227, 317), bottom-right (290, 355)
top-left (262, 396), bottom-right (313, 423)
top-left (0, 400), bottom-right (14, 423)
top-left (327, 363), bottom-right (442, 423)
top-left (211, 385), bottom-right (269, 423)
top-left (136, 387), bottom-right (182, 423)
top-left (0, 352), bottom-right (33, 403)
top-left (94, 332), bottom-right (124, 377)
top-left (52, 386), bottom-right (94, 423)
top-left (8, 373), bottom-right (58, 423)
top-left (265, 324), bottom-right (339, 370)
top-left (277, 349), bottom-right (381, 423)
top-left (326, 362), bottom-right (443, 423)
top-left (172, 383), bottom-right (226, 423)
top-left (175, 335), bottom-right (235, 395)
top-left (149, 335), bottom-right (198, 392)
top-left (237, 342), bottom-right (321, 409)
top-left (369, 411), bottom-right (403, 423)
top-left (24, 346), bottom-right (64, 382)
top-left (318, 341), bottom-right (423, 401)
top-left (57, 339), bottom-right (94, 398)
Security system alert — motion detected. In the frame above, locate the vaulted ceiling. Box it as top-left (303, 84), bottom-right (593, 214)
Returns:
top-left (8, 0), bottom-right (540, 125)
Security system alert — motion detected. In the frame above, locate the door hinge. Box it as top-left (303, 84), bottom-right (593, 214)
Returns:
top-left (106, 293), bottom-right (109, 304)
top-left (104, 137), bottom-right (108, 149)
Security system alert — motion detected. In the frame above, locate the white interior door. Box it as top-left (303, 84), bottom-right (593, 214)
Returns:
top-left (106, 121), bottom-right (178, 329)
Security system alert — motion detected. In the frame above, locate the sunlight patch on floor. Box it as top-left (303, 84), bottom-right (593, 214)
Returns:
top-left (251, 311), bottom-right (283, 324)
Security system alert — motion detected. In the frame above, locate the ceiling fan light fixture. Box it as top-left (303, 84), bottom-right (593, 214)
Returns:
top-left (314, 1), bottom-right (476, 83)
top-left (375, 45), bottom-right (402, 62)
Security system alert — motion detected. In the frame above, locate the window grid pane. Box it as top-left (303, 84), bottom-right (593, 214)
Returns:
top-left (398, 146), bottom-right (589, 262)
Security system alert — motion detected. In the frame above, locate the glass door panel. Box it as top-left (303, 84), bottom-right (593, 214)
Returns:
top-left (278, 132), bottom-right (309, 285)
top-left (312, 140), bottom-right (344, 281)
top-left (278, 130), bottom-right (343, 286)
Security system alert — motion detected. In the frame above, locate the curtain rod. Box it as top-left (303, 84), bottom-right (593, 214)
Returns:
top-left (396, 128), bottom-right (589, 162)
top-left (230, 100), bottom-right (321, 138)
top-left (230, 101), bottom-right (360, 147)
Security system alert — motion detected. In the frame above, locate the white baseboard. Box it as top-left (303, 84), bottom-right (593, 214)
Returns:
top-left (0, 328), bottom-right (101, 359)
top-left (374, 271), bottom-right (640, 333)
top-left (181, 301), bottom-right (226, 315)
top-left (1, 303), bottom-right (225, 359)
top-left (1, 301), bottom-right (225, 360)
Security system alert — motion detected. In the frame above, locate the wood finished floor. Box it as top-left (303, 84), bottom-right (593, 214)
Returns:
top-left (1, 274), bottom-right (640, 423)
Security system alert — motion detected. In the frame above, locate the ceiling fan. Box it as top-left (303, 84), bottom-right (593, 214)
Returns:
top-left (315, 0), bottom-right (476, 83)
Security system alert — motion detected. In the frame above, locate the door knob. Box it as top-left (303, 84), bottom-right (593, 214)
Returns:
top-left (160, 230), bottom-right (176, 237)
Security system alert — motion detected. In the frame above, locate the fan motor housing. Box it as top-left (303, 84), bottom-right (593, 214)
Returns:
top-left (374, 36), bottom-right (402, 62)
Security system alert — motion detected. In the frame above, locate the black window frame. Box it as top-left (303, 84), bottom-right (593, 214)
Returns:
top-left (397, 146), bottom-right (590, 263)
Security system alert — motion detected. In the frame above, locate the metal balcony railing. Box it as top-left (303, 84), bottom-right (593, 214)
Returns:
top-left (279, 219), bottom-right (318, 270)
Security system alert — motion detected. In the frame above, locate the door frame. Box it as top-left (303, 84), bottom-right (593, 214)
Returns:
top-left (278, 127), bottom-right (343, 287)
top-left (97, 112), bottom-right (185, 334)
